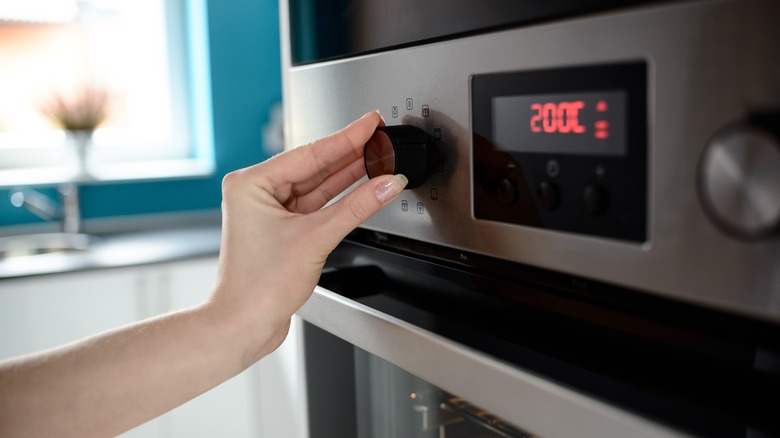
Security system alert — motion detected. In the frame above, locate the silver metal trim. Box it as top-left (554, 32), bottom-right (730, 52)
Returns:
top-left (298, 287), bottom-right (689, 438)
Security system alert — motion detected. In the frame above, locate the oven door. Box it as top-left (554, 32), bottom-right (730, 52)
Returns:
top-left (299, 293), bottom-right (676, 438)
top-left (297, 235), bottom-right (780, 438)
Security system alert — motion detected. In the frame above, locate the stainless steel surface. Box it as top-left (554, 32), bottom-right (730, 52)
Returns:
top-left (699, 125), bottom-right (780, 239)
top-left (282, 0), bottom-right (780, 322)
top-left (0, 226), bottom-right (221, 279)
top-left (298, 286), bottom-right (686, 438)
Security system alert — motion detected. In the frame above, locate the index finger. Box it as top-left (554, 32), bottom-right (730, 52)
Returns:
top-left (261, 110), bottom-right (382, 192)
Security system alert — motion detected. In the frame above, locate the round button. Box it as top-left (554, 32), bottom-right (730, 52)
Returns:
top-left (537, 181), bottom-right (560, 211)
top-left (364, 125), bottom-right (434, 189)
top-left (698, 124), bottom-right (780, 239)
top-left (583, 185), bottom-right (608, 215)
top-left (498, 178), bottom-right (518, 205)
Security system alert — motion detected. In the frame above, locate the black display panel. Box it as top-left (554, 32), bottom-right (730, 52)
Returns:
top-left (493, 91), bottom-right (627, 156)
top-left (472, 62), bottom-right (647, 242)
top-left (288, 0), bottom-right (667, 65)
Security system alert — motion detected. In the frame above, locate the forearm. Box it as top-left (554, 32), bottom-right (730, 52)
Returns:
top-left (0, 298), bottom-right (278, 437)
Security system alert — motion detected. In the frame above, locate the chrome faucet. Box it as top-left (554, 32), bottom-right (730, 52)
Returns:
top-left (10, 183), bottom-right (82, 234)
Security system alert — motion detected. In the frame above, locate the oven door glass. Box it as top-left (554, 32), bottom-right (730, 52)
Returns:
top-left (304, 321), bottom-right (534, 438)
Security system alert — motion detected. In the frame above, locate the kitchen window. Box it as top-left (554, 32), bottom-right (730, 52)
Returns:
top-left (0, 0), bottom-right (213, 186)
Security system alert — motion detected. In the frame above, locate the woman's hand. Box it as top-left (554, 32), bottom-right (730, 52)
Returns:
top-left (211, 109), bottom-right (407, 364)
top-left (0, 111), bottom-right (406, 438)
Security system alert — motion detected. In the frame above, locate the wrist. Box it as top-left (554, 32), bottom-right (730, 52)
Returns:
top-left (201, 283), bottom-right (289, 372)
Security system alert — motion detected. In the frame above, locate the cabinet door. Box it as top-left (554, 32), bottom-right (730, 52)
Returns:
top-left (153, 258), bottom-right (262, 438)
top-left (0, 268), bottom-right (140, 361)
top-left (0, 257), bottom-right (306, 438)
top-left (161, 257), bottom-right (307, 438)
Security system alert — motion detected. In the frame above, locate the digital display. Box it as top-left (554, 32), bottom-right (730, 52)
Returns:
top-left (492, 91), bottom-right (626, 156)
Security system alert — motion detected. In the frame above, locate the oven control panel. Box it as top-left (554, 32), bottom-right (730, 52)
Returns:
top-left (471, 63), bottom-right (648, 242)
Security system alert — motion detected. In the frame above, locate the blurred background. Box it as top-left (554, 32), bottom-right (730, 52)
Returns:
top-left (0, 0), bottom-right (282, 229)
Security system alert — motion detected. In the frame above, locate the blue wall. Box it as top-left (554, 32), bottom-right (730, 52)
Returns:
top-left (0, 0), bottom-right (282, 226)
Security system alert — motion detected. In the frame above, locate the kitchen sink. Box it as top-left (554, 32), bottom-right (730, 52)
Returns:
top-left (0, 233), bottom-right (102, 260)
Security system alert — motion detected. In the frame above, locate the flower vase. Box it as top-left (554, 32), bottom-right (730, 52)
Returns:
top-left (68, 130), bottom-right (94, 178)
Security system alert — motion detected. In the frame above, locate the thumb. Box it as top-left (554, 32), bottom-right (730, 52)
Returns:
top-left (317, 174), bottom-right (408, 246)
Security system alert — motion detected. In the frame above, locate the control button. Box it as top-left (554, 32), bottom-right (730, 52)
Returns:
top-left (401, 200), bottom-right (408, 212)
top-left (698, 122), bottom-right (780, 239)
top-left (497, 178), bottom-right (518, 205)
top-left (364, 125), bottom-right (435, 189)
top-left (422, 105), bottom-right (430, 117)
top-left (417, 202), bottom-right (424, 214)
top-left (430, 188), bottom-right (439, 200)
top-left (391, 106), bottom-right (399, 118)
top-left (583, 185), bottom-right (608, 215)
top-left (406, 98), bottom-right (413, 110)
top-left (537, 181), bottom-right (560, 211)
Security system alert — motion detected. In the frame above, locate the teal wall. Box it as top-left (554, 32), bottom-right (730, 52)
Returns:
top-left (0, 0), bottom-right (282, 226)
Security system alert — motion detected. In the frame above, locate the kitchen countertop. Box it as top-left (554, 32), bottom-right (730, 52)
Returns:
top-left (0, 225), bottom-right (221, 280)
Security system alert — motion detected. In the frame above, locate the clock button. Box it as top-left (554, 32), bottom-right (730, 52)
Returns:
top-left (537, 181), bottom-right (560, 211)
top-left (583, 185), bottom-right (608, 215)
top-left (364, 125), bottom-right (434, 189)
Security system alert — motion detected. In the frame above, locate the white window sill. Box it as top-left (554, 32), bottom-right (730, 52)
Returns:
top-left (0, 158), bottom-right (215, 187)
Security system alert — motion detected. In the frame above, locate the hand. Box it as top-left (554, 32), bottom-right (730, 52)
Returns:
top-left (0, 111), bottom-right (405, 437)
top-left (211, 110), bottom-right (407, 363)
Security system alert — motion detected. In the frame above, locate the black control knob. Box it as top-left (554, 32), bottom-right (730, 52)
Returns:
top-left (364, 125), bottom-right (435, 189)
top-left (698, 121), bottom-right (780, 239)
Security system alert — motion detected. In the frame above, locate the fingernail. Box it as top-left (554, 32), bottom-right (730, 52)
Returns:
top-left (371, 109), bottom-right (386, 124)
top-left (374, 174), bottom-right (408, 203)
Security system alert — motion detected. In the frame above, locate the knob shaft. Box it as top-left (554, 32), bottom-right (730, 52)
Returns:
top-left (698, 124), bottom-right (780, 239)
top-left (364, 125), bottom-right (434, 189)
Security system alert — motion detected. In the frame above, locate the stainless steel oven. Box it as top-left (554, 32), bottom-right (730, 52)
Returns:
top-left (279, 0), bottom-right (780, 436)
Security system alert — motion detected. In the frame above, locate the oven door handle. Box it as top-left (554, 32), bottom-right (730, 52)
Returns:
top-left (297, 284), bottom-right (685, 438)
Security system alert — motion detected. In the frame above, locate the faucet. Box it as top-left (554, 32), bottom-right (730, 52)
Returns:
top-left (10, 183), bottom-right (83, 234)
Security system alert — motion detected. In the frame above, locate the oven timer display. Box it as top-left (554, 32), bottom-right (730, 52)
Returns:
top-left (471, 62), bottom-right (647, 242)
top-left (492, 91), bottom-right (626, 156)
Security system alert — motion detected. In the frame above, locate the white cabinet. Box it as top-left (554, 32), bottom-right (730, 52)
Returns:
top-left (0, 257), bottom-right (306, 438)
top-left (0, 267), bottom-right (141, 361)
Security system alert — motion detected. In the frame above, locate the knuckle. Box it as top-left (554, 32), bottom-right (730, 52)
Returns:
top-left (347, 197), bottom-right (371, 222)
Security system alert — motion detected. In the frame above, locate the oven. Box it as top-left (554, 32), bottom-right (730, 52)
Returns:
top-left (279, 0), bottom-right (780, 436)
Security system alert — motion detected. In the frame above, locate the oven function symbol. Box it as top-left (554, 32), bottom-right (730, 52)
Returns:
top-left (391, 106), bottom-right (399, 118)
top-left (406, 98), bottom-right (414, 110)
top-left (433, 128), bottom-right (441, 141)
top-left (430, 188), bottom-right (439, 200)
top-left (422, 104), bottom-right (430, 117)
top-left (401, 200), bottom-right (409, 212)
top-left (417, 202), bottom-right (425, 214)
top-left (546, 159), bottom-right (560, 178)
